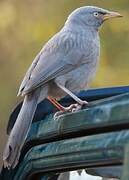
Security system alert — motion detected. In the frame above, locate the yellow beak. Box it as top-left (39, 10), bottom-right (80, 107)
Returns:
top-left (103, 11), bottom-right (123, 21)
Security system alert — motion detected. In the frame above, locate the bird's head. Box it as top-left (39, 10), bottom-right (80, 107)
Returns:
top-left (67, 6), bottom-right (122, 30)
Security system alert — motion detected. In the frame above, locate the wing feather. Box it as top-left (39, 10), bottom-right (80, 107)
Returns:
top-left (18, 31), bottom-right (86, 96)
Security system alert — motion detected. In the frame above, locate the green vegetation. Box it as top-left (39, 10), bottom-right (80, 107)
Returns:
top-left (0, 0), bottom-right (129, 167)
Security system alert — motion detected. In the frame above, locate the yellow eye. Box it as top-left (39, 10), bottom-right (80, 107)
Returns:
top-left (93, 12), bottom-right (99, 17)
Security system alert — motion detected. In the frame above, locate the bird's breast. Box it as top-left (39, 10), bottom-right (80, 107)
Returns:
top-left (64, 33), bottom-right (100, 91)
top-left (65, 62), bottom-right (98, 91)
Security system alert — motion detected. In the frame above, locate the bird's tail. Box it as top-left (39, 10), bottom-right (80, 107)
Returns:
top-left (3, 89), bottom-right (41, 169)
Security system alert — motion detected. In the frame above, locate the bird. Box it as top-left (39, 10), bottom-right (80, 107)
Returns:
top-left (3, 6), bottom-right (122, 169)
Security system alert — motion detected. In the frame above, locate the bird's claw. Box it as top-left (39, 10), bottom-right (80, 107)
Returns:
top-left (54, 101), bottom-right (88, 120)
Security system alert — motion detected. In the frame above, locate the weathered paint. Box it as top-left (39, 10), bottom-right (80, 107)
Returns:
top-left (2, 92), bottom-right (129, 180)
top-left (14, 129), bottom-right (129, 180)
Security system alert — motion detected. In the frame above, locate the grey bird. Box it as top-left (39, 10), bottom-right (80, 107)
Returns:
top-left (3, 6), bottom-right (122, 169)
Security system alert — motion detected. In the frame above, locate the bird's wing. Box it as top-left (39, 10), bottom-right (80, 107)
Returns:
top-left (18, 31), bottom-right (87, 96)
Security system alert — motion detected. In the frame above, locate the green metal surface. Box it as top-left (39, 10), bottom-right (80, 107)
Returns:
top-left (2, 93), bottom-right (129, 180)
top-left (14, 130), bottom-right (129, 180)
top-left (121, 143), bottom-right (129, 180)
top-left (27, 93), bottom-right (129, 144)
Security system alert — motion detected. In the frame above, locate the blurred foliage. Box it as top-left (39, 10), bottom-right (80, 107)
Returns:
top-left (0, 0), bottom-right (129, 167)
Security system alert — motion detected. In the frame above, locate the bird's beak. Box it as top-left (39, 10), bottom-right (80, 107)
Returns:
top-left (103, 11), bottom-right (123, 21)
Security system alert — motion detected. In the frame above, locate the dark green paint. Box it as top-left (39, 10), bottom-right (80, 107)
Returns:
top-left (27, 93), bottom-right (129, 143)
top-left (14, 129), bottom-right (129, 180)
top-left (2, 93), bottom-right (129, 180)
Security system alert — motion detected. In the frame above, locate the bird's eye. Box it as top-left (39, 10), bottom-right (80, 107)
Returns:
top-left (93, 12), bottom-right (99, 17)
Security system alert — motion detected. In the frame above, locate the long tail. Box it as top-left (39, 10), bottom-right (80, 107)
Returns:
top-left (3, 89), bottom-right (40, 169)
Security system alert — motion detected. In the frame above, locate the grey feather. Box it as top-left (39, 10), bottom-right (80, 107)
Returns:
top-left (3, 6), bottom-right (121, 169)
top-left (3, 87), bottom-right (48, 168)
top-left (18, 31), bottom-right (93, 96)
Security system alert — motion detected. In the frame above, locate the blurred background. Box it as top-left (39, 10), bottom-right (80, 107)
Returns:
top-left (0, 0), bottom-right (129, 175)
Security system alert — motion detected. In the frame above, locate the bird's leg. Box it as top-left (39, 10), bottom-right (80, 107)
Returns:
top-left (47, 96), bottom-right (84, 119)
top-left (55, 83), bottom-right (88, 112)
top-left (47, 96), bottom-right (65, 111)
top-left (47, 96), bottom-right (80, 112)
top-left (56, 83), bottom-right (88, 105)
top-left (48, 83), bottom-right (88, 119)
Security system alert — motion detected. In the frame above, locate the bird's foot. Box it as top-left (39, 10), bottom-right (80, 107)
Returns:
top-left (54, 100), bottom-right (88, 120)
